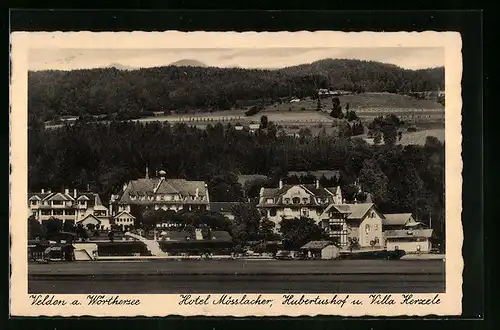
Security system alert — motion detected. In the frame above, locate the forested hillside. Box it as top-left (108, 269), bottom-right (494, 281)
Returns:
top-left (28, 59), bottom-right (444, 125)
top-left (28, 120), bottom-right (445, 242)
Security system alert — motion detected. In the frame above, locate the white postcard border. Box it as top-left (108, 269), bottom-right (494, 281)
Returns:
top-left (10, 31), bottom-right (463, 317)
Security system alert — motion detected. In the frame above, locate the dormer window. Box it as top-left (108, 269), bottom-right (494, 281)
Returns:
top-left (284, 198), bottom-right (290, 204)
top-left (78, 200), bottom-right (86, 205)
top-left (292, 197), bottom-right (300, 204)
top-left (266, 198), bottom-right (274, 204)
top-left (30, 200), bottom-right (38, 205)
top-left (302, 198), bottom-right (308, 204)
top-left (52, 200), bottom-right (63, 206)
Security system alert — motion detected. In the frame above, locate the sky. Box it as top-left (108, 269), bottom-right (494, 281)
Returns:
top-left (29, 47), bottom-right (444, 71)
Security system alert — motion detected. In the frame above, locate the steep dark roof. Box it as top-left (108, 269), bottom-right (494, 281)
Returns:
top-left (28, 191), bottom-right (102, 207)
top-left (260, 184), bottom-right (339, 198)
top-left (301, 241), bottom-right (336, 250)
top-left (383, 213), bottom-right (413, 226)
top-left (117, 178), bottom-right (208, 204)
top-left (384, 229), bottom-right (433, 239)
top-left (322, 203), bottom-right (379, 220)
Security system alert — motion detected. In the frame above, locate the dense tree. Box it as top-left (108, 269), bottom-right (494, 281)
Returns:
top-left (208, 172), bottom-right (245, 202)
top-left (351, 121), bottom-right (364, 136)
top-left (260, 115), bottom-right (269, 129)
top-left (231, 203), bottom-right (262, 243)
top-left (358, 159), bottom-right (389, 205)
top-left (368, 115), bottom-right (401, 145)
top-left (42, 218), bottom-right (63, 238)
top-left (258, 217), bottom-right (278, 241)
top-left (243, 177), bottom-right (268, 200)
top-left (330, 97), bottom-right (343, 118)
top-left (28, 216), bottom-right (43, 239)
top-left (279, 217), bottom-right (327, 249)
top-left (346, 110), bottom-right (359, 122)
top-left (76, 224), bottom-right (89, 241)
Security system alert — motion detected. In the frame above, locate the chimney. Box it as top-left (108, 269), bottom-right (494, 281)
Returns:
top-left (73, 188), bottom-right (77, 198)
top-left (123, 182), bottom-right (128, 192)
top-left (195, 187), bottom-right (199, 198)
top-left (41, 188), bottom-right (45, 194)
top-left (65, 188), bottom-right (69, 195)
top-left (279, 179), bottom-right (283, 189)
top-left (315, 179), bottom-right (320, 189)
top-left (145, 166), bottom-right (149, 179)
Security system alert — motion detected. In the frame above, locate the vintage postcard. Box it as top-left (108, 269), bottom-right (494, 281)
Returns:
top-left (10, 31), bottom-right (462, 317)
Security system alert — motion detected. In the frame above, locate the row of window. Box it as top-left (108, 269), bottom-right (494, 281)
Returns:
top-left (365, 224), bottom-right (379, 234)
top-left (40, 209), bottom-right (76, 216)
top-left (31, 200), bottom-right (87, 206)
top-left (115, 218), bottom-right (133, 223)
top-left (129, 195), bottom-right (203, 201)
top-left (39, 210), bottom-right (107, 216)
top-left (267, 208), bottom-right (313, 217)
top-left (266, 197), bottom-right (330, 205)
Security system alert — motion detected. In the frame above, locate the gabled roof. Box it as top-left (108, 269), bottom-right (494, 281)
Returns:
top-left (114, 211), bottom-right (136, 219)
top-left (77, 213), bottom-right (101, 224)
top-left (118, 178), bottom-right (208, 204)
top-left (47, 192), bottom-right (71, 202)
top-left (260, 184), bottom-right (339, 199)
top-left (384, 229), bottom-right (434, 239)
top-left (322, 203), bottom-right (380, 220)
top-left (28, 191), bottom-right (101, 206)
top-left (301, 240), bottom-right (336, 250)
top-left (155, 180), bottom-right (180, 194)
top-left (28, 192), bottom-right (55, 201)
top-left (210, 231), bottom-right (232, 241)
top-left (383, 213), bottom-right (413, 226)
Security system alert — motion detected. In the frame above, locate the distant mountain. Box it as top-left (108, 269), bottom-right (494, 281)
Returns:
top-left (169, 59), bottom-right (207, 67)
top-left (107, 63), bottom-right (136, 71)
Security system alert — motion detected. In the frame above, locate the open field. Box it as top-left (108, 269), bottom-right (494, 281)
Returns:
top-left (264, 93), bottom-right (444, 112)
top-left (362, 128), bottom-right (445, 146)
top-left (29, 259), bottom-right (445, 294)
top-left (45, 93), bottom-right (445, 133)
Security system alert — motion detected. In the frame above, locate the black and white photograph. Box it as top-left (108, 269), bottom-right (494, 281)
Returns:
top-left (10, 31), bottom-right (463, 317)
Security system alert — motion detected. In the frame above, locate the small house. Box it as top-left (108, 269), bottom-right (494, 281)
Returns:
top-left (300, 240), bottom-right (340, 259)
top-left (384, 229), bottom-right (434, 253)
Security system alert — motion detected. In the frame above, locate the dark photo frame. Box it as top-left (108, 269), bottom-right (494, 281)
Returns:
top-left (6, 8), bottom-right (485, 329)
